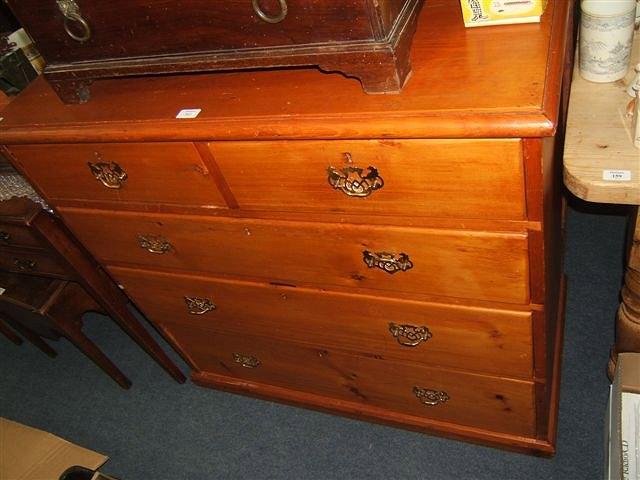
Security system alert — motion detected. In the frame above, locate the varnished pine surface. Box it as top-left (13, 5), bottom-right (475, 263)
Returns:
top-left (59, 207), bottom-right (531, 305)
top-left (162, 323), bottom-right (536, 436)
top-left (110, 265), bottom-right (534, 378)
top-left (0, 0), bottom-right (570, 143)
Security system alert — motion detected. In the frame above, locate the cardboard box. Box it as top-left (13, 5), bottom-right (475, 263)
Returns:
top-left (0, 417), bottom-right (108, 480)
top-left (605, 353), bottom-right (640, 480)
top-left (459, 0), bottom-right (548, 27)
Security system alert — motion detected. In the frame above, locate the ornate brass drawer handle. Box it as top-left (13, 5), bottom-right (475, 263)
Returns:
top-left (137, 234), bottom-right (173, 255)
top-left (413, 387), bottom-right (449, 406)
top-left (184, 296), bottom-right (216, 315)
top-left (327, 165), bottom-right (384, 197)
top-left (0, 231), bottom-right (10, 244)
top-left (233, 353), bottom-right (261, 369)
top-left (389, 323), bottom-right (432, 347)
top-left (88, 158), bottom-right (127, 189)
top-left (13, 258), bottom-right (36, 271)
top-left (252, 0), bottom-right (288, 23)
top-left (56, 0), bottom-right (91, 42)
top-left (362, 250), bottom-right (413, 274)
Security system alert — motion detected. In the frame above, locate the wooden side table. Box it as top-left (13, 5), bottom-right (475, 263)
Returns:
top-left (0, 182), bottom-right (186, 386)
top-left (564, 34), bottom-right (640, 376)
top-left (0, 271), bottom-right (132, 389)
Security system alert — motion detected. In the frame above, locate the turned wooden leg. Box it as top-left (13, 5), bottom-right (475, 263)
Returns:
top-left (609, 207), bottom-right (640, 378)
top-left (0, 312), bottom-right (57, 358)
top-left (0, 314), bottom-right (23, 345)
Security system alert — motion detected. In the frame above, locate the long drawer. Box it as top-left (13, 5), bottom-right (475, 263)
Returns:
top-left (7, 1), bottom-right (380, 63)
top-left (61, 208), bottom-right (531, 304)
top-left (8, 143), bottom-right (226, 208)
top-left (209, 139), bottom-right (526, 220)
top-left (158, 323), bottom-right (536, 437)
top-left (111, 266), bottom-right (534, 377)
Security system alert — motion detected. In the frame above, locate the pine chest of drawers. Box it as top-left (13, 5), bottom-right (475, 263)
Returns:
top-left (0, 0), bottom-right (574, 455)
top-left (6, 0), bottom-right (423, 103)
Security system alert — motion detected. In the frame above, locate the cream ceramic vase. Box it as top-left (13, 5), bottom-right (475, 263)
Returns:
top-left (580, 0), bottom-right (637, 82)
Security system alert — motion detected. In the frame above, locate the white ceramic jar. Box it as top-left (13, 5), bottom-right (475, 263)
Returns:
top-left (580, 0), bottom-right (637, 83)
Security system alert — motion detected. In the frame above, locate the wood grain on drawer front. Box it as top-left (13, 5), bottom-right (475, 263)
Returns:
top-left (8, 143), bottom-right (226, 208)
top-left (159, 323), bottom-right (536, 436)
top-left (110, 266), bottom-right (533, 377)
top-left (60, 209), bottom-right (530, 304)
top-left (209, 139), bottom-right (525, 220)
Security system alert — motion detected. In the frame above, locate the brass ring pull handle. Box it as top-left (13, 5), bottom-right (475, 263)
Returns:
top-left (413, 387), bottom-right (449, 406)
top-left (0, 231), bottom-right (10, 244)
top-left (184, 296), bottom-right (216, 315)
top-left (57, 0), bottom-right (91, 42)
top-left (137, 234), bottom-right (173, 255)
top-left (88, 158), bottom-right (127, 189)
top-left (13, 258), bottom-right (36, 271)
top-left (252, 0), bottom-right (288, 23)
top-left (389, 323), bottom-right (432, 347)
top-left (233, 353), bottom-right (261, 368)
top-left (363, 250), bottom-right (413, 274)
top-left (327, 165), bottom-right (384, 197)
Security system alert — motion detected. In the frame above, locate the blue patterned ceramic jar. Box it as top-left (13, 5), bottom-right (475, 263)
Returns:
top-left (580, 0), bottom-right (637, 82)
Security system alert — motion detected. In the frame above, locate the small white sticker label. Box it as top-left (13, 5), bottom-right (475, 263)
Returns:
top-left (176, 108), bottom-right (202, 119)
top-left (602, 170), bottom-right (632, 182)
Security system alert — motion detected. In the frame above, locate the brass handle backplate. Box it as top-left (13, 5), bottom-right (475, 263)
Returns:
top-left (363, 250), bottom-right (413, 274)
top-left (327, 165), bottom-right (384, 197)
top-left (389, 323), bottom-right (432, 347)
top-left (0, 231), bottom-right (10, 244)
top-left (88, 158), bottom-right (127, 189)
top-left (252, 0), bottom-right (288, 23)
top-left (184, 296), bottom-right (216, 315)
top-left (57, 0), bottom-right (91, 42)
top-left (233, 353), bottom-right (261, 368)
top-left (13, 258), bottom-right (36, 271)
top-left (413, 387), bottom-right (449, 406)
top-left (137, 234), bottom-right (173, 255)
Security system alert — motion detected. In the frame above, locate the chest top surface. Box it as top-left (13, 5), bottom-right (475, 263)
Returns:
top-left (0, 0), bottom-right (571, 144)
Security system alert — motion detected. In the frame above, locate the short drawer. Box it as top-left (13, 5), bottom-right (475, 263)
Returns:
top-left (0, 223), bottom-right (43, 249)
top-left (8, 143), bottom-right (226, 208)
top-left (111, 266), bottom-right (534, 378)
top-left (61, 209), bottom-right (530, 304)
top-left (0, 247), bottom-right (69, 278)
top-left (159, 323), bottom-right (536, 437)
top-left (209, 139), bottom-right (526, 220)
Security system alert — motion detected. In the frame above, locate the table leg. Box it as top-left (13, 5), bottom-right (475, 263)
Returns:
top-left (609, 207), bottom-right (640, 377)
top-left (1, 312), bottom-right (57, 358)
top-left (0, 314), bottom-right (23, 345)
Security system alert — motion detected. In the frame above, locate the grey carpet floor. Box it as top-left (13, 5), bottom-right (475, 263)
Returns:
top-left (0, 199), bottom-right (631, 480)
